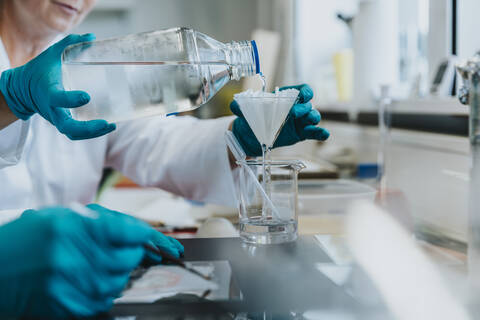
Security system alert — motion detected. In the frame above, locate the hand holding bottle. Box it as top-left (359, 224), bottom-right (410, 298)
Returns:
top-left (0, 34), bottom-right (116, 140)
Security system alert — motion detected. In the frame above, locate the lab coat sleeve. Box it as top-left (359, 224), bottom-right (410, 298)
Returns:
top-left (105, 115), bottom-right (238, 207)
top-left (0, 209), bottom-right (23, 226)
top-left (0, 120), bottom-right (29, 169)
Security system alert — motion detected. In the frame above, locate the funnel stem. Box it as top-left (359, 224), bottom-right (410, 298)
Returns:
top-left (266, 147), bottom-right (272, 216)
top-left (261, 144), bottom-right (273, 220)
top-left (261, 144), bottom-right (268, 219)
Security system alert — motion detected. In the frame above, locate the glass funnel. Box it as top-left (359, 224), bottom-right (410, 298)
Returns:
top-left (233, 89), bottom-right (299, 222)
top-left (233, 89), bottom-right (299, 149)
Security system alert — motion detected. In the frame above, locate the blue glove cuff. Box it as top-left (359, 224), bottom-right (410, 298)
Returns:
top-left (0, 69), bottom-right (32, 120)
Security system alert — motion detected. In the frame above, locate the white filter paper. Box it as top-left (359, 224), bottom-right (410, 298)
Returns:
top-left (115, 264), bottom-right (218, 304)
top-left (234, 89), bottom-right (299, 147)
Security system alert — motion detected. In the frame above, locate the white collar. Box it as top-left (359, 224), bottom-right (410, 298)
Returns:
top-left (0, 34), bottom-right (64, 72)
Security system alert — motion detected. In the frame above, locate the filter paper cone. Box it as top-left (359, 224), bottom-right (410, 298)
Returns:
top-left (234, 89), bottom-right (299, 148)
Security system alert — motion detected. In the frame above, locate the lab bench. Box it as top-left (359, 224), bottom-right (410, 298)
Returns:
top-left (108, 234), bottom-right (466, 319)
top-left (110, 236), bottom-right (380, 319)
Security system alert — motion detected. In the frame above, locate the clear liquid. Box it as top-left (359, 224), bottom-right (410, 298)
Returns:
top-left (259, 72), bottom-right (267, 92)
top-left (255, 73), bottom-right (273, 220)
top-left (62, 61), bottom-right (230, 122)
top-left (239, 208), bottom-right (297, 244)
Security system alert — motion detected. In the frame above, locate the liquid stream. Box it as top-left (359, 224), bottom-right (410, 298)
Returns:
top-left (257, 73), bottom-right (272, 220)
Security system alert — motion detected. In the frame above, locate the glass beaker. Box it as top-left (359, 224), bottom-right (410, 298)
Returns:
top-left (236, 159), bottom-right (305, 244)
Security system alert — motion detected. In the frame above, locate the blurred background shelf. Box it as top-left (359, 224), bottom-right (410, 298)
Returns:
top-left (319, 97), bottom-right (468, 136)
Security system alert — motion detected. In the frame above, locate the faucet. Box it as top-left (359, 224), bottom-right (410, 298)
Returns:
top-left (457, 52), bottom-right (480, 142)
top-left (457, 52), bottom-right (480, 105)
top-left (457, 52), bottom-right (480, 297)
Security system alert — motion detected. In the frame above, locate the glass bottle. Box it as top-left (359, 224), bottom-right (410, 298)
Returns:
top-left (62, 27), bottom-right (260, 122)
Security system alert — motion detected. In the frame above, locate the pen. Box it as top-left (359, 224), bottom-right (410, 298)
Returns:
top-left (143, 243), bottom-right (212, 281)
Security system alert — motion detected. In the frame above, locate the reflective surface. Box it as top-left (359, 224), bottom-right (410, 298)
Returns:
top-left (110, 236), bottom-right (370, 319)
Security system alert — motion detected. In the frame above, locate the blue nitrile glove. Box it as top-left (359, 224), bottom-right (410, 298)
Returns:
top-left (86, 204), bottom-right (184, 265)
top-left (231, 84), bottom-right (330, 157)
top-left (143, 228), bottom-right (185, 264)
top-left (0, 34), bottom-right (116, 140)
top-left (0, 204), bottom-right (158, 319)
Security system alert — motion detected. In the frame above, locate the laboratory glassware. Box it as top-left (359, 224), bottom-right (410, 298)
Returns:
top-left (224, 131), bottom-right (280, 218)
top-left (457, 52), bottom-right (480, 298)
top-left (233, 89), bottom-right (299, 151)
top-left (377, 84), bottom-right (392, 198)
top-left (62, 27), bottom-right (260, 122)
top-left (236, 159), bottom-right (305, 244)
top-left (233, 89), bottom-right (299, 220)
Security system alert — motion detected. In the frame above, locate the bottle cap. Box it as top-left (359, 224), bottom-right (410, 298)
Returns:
top-left (357, 163), bottom-right (379, 179)
top-left (251, 40), bottom-right (260, 74)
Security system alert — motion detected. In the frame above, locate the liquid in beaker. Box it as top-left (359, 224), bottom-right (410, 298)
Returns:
top-left (236, 159), bottom-right (304, 244)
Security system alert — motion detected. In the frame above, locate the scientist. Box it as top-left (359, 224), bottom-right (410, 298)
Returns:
top-left (0, 0), bottom-right (328, 318)
top-left (0, 0), bottom-right (328, 213)
top-left (0, 33), bottom-right (185, 316)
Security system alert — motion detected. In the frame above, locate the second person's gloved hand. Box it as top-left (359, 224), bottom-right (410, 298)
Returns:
top-left (86, 204), bottom-right (184, 265)
top-left (231, 84), bottom-right (330, 157)
top-left (0, 204), bottom-right (181, 319)
top-left (0, 34), bottom-right (116, 140)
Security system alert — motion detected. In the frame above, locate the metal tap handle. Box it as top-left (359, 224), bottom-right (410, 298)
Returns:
top-left (458, 85), bottom-right (470, 105)
top-left (456, 51), bottom-right (480, 106)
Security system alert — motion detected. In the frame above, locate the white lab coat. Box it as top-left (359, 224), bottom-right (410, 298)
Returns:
top-left (0, 39), bottom-right (238, 220)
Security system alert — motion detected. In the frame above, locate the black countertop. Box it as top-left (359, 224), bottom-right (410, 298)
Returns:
top-left (322, 110), bottom-right (468, 137)
top-left (110, 236), bottom-right (372, 319)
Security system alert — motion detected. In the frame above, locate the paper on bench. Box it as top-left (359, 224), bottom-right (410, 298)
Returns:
top-left (115, 264), bottom-right (218, 304)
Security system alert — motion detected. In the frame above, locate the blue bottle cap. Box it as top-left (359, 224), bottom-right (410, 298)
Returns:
top-left (357, 163), bottom-right (379, 179)
top-left (251, 40), bottom-right (260, 74)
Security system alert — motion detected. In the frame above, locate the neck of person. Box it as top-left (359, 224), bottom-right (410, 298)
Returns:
top-left (0, 2), bottom-right (58, 68)
top-left (0, 1), bottom-right (60, 130)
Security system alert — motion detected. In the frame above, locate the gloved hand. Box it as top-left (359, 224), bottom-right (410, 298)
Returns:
top-left (0, 204), bottom-right (168, 319)
top-left (87, 204), bottom-right (184, 265)
top-left (143, 225), bottom-right (185, 264)
top-left (0, 34), bottom-right (116, 140)
top-left (231, 84), bottom-right (330, 157)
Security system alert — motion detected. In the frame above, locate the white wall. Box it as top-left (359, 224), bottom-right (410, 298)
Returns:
top-left (295, 0), bottom-right (355, 69)
top-left (428, 0), bottom-right (452, 83)
top-left (128, 0), bottom-right (258, 43)
top-left (73, 0), bottom-right (259, 43)
top-left (458, 0), bottom-right (480, 61)
top-left (294, 0), bottom-right (355, 88)
top-left (72, 10), bottom-right (131, 39)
